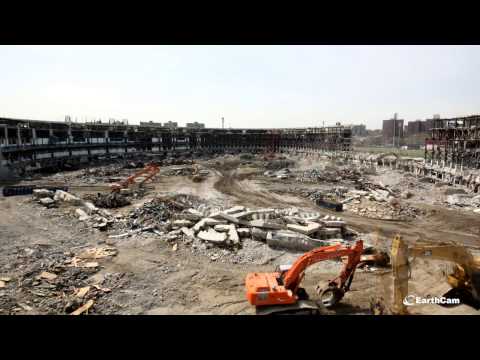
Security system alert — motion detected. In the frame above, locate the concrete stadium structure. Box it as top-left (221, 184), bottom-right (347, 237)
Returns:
top-left (0, 117), bottom-right (352, 178)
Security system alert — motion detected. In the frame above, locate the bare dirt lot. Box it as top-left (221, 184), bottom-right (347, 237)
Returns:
top-left (1, 154), bottom-right (479, 315)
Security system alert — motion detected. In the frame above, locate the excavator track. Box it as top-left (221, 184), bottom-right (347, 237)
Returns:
top-left (255, 300), bottom-right (321, 315)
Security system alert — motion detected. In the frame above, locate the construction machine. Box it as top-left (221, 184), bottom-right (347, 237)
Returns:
top-left (110, 162), bottom-right (160, 193)
top-left (391, 235), bottom-right (480, 314)
top-left (2, 162), bottom-right (161, 198)
top-left (245, 240), bottom-right (363, 315)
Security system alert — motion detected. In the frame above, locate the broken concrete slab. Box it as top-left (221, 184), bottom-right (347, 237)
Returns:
top-left (197, 229), bottom-right (227, 244)
top-left (39, 197), bottom-right (55, 207)
top-left (314, 228), bottom-right (342, 239)
top-left (214, 224), bottom-right (232, 232)
top-left (173, 219), bottom-right (193, 227)
top-left (204, 218), bottom-right (228, 226)
top-left (251, 227), bottom-right (267, 241)
top-left (181, 227), bottom-right (195, 239)
top-left (209, 212), bottom-right (240, 224)
top-left (286, 221), bottom-right (322, 235)
top-left (54, 190), bottom-right (82, 206)
top-left (75, 208), bottom-right (90, 221)
top-left (227, 226), bottom-right (239, 245)
top-left (267, 230), bottom-right (329, 252)
top-left (82, 201), bottom-right (99, 215)
top-left (322, 220), bottom-right (346, 228)
top-left (231, 210), bottom-right (256, 219)
top-left (193, 219), bottom-right (207, 233)
top-left (33, 189), bottom-right (54, 199)
top-left (249, 219), bottom-right (284, 230)
top-left (183, 208), bottom-right (203, 221)
top-left (223, 206), bottom-right (246, 215)
top-left (237, 228), bottom-right (251, 237)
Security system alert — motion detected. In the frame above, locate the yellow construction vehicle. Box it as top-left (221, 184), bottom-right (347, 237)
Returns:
top-left (391, 235), bottom-right (480, 314)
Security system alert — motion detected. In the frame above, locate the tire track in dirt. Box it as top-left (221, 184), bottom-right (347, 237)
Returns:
top-left (213, 169), bottom-right (480, 248)
top-left (213, 169), bottom-right (311, 208)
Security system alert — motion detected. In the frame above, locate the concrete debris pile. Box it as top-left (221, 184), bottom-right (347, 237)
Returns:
top-left (0, 244), bottom-right (120, 315)
top-left (264, 159), bottom-right (295, 170)
top-left (85, 192), bottom-right (132, 209)
top-left (32, 189), bottom-right (119, 230)
top-left (264, 168), bottom-right (292, 179)
top-left (110, 194), bottom-right (210, 237)
top-left (344, 196), bottom-right (424, 220)
top-left (140, 202), bottom-right (358, 254)
top-left (85, 166), bottom-right (121, 177)
top-left (160, 158), bottom-right (195, 166)
top-left (296, 166), bottom-right (364, 183)
top-left (123, 161), bottom-right (145, 169)
top-left (165, 166), bottom-right (197, 176)
top-left (445, 193), bottom-right (480, 213)
top-left (164, 165), bottom-right (210, 178)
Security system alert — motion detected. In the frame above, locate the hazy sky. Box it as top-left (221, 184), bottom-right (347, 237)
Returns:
top-left (1, 45), bottom-right (479, 129)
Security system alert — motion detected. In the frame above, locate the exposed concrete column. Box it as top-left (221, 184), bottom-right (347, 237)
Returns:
top-left (32, 128), bottom-right (37, 146)
top-left (67, 124), bottom-right (73, 144)
top-left (17, 126), bottom-right (21, 145)
top-left (104, 130), bottom-right (109, 154)
top-left (0, 125), bottom-right (7, 146)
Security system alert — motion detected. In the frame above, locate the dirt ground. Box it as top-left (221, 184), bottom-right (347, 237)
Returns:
top-left (1, 154), bottom-right (479, 315)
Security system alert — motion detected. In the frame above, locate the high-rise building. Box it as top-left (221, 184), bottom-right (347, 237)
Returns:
top-left (382, 114), bottom-right (404, 145)
top-left (351, 124), bottom-right (367, 136)
top-left (163, 121), bottom-right (178, 129)
top-left (186, 122), bottom-right (205, 129)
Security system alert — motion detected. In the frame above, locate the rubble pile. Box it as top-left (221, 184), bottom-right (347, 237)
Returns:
top-left (86, 192), bottom-right (132, 209)
top-left (296, 166), bottom-right (364, 183)
top-left (341, 183), bottom-right (424, 220)
top-left (112, 199), bottom-right (358, 254)
top-left (163, 165), bottom-right (210, 178)
top-left (0, 244), bottom-right (120, 315)
top-left (80, 165), bottom-right (124, 181)
top-left (264, 168), bottom-right (292, 179)
top-left (165, 166), bottom-right (196, 176)
top-left (113, 194), bottom-right (210, 234)
top-left (123, 161), bottom-right (145, 169)
top-left (445, 193), bottom-right (480, 213)
top-left (264, 159), bottom-right (295, 170)
top-left (32, 189), bottom-right (120, 230)
top-left (344, 198), bottom-right (425, 220)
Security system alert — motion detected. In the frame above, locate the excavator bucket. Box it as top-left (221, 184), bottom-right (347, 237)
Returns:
top-left (471, 269), bottom-right (480, 303)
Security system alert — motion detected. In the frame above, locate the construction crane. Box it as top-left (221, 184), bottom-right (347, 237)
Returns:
top-left (110, 162), bottom-right (160, 193)
top-left (391, 235), bottom-right (480, 314)
top-left (245, 240), bottom-right (363, 315)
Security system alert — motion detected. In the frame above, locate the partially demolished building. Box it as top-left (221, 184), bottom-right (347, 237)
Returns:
top-left (425, 115), bottom-right (480, 169)
top-left (0, 117), bottom-right (352, 176)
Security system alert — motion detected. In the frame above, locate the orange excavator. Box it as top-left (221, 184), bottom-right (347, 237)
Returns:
top-left (110, 162), bottom-right (160, 193)
top-left (245, 240), bottom-right (363, 314)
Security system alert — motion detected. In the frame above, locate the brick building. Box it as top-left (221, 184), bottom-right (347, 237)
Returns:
top-left (382, 115), bottom-right (404, 145)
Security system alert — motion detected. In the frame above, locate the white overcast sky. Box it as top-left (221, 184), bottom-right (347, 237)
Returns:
top-left (1, 45), bottom-right (479, 129)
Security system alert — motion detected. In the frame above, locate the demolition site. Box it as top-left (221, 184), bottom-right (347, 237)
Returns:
top-left (1, 115), bottom-right (480, 315)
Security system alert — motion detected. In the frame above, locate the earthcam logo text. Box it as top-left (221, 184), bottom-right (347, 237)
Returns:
top-left (403, 295), bottom-right (460, 306)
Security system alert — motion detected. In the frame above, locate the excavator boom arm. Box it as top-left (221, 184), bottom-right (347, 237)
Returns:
top-left (283, 240), bottom-right (364, 290)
